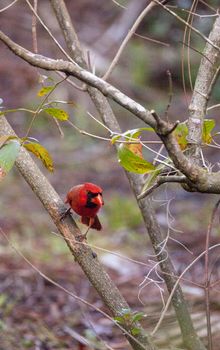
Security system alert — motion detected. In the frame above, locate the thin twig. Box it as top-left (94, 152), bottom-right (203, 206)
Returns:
top-left (153, 0), bottom-right (220, 52)
top-left (152, 242), bottom-right (220, 335)
top-left (134, 32), bottom-right (170, 47)
top-left (0, 0), bottom-right (18, 12)
top-left (111, 0), bottom-right (126, 9)
top-left (25, 0), bottom-right (76, 64)
top-left (102, 1), bottom-right (158, 80)
top-left (32, 0), bottom-right (38, 54)
top-left (138, 175), bottom-right (187, 199)
top-left (180, 40), bottom-right (214, 65)
top-left (164, 70), bottom-right (173, 120)
top-left (56, 71), bottom-right (86, 91)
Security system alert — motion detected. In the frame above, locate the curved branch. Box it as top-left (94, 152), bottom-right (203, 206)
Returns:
top-left (1, 27), bottom-right (220, 195)
top-left (0, 29), bottom-right (156, 129)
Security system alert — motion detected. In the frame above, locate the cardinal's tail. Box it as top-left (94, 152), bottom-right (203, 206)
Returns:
top-left (81, 215), bottom-right (102, 231)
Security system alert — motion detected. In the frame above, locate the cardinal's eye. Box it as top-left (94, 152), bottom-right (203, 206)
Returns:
top-left (87, 191), bottom-right (98, 199)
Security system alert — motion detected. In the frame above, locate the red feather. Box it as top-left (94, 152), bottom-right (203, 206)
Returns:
top-left (65, 183), bottom-right (104, 230)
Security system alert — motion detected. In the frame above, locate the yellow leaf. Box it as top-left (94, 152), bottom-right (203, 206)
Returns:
top-left (24, 142), bottom-right (54, 172)
top-left (44, 108), bottom-right (69, 121)
top-left (37, 86), bottom-right (54, 97)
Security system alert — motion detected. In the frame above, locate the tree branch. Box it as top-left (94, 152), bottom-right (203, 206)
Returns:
top-left (188, 15), bottom-right (220, 161)
top-left (138, 175), bottom-right (187, 199)
top-left (0, 29), bottom-right (156, 129)
top-left (1, 26), bottom-right (220, 196)
top-left (0, 116), bottom-right (156, 350)
top-left (49, 2), bottom-right (206, 349)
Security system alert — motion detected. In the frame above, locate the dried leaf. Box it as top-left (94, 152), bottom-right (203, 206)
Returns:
top-left (131, 327), bottom-right (141, 336)
top-left (127, 142), bottom-right (143, 158)
top-left (118, 144), bottom-right (155, 174)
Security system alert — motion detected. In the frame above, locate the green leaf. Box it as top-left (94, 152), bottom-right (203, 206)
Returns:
top-left (140, 166), bottom-right (162, 195)
top-left (174, 122), bottom-right (188, 150)
top-left (131, 327), bottom-right (141, 336)
top-left (114, 316), bottom-right (123, 323)
top-left (202, 119), bottom-right (215, 144)
top-left (44, 108), bottom-right (69, 121)
top-left (125, 127), bottom-right (154, 137)
top-left (37, 86), bottom-right (54, 97)
top-left (23, 142), bottom-right (54, 172)
top-left (0, 141), bottom-right (21, 180)
top-left (111, 127), bottom-right (154, 144)
top-left (118, 144), bottom-right (155, 174)
top-left (111, 134), bottom-right (122, 145)
top-left (140, 158), bottom-right (173, 195)
top-left (132, 312), bottom-right (145, 323)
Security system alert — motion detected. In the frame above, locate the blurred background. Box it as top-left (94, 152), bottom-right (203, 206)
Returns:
top-left (0, 0), bottom-right (220, 349)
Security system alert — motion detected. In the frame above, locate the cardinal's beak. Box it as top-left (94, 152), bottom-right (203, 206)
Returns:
top-left (94, 193), bottom-right (104, 206)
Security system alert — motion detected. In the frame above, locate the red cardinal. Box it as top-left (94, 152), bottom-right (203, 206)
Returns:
top-left (65, 183), bottom-right (104, 230)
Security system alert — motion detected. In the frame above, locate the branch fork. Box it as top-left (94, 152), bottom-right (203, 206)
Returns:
top-left (150, 110), bottom-right (179, 136)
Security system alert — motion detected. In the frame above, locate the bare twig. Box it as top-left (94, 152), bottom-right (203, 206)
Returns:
top-left (0, 0), bottom-right (18, 13)
top-left (138, 175), bottom-right (187, 199)
top-left (152, 242), bottom-right (220, 336)
top-left (111, 0), bottom-right (126, 9)
top-left (134, 32), bottom-right (170, 47)
top-left (102, 1), bottom-right (159, 80)
top-left (32, 0), bottom-right (38, 54)
top-left (154, 0), bottom-right (220, 52)
top-left (25, 0), bottom-right (76, 64)
top-left (164, 70), bottom-right (173, 120)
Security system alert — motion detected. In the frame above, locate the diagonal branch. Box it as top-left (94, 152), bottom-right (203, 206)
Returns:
top-left (188, 15), bottom-right (220, 161)
top-left (0, 116), bottom-right (156, 350)
top-left (49, 1), bottom-right (206, 349)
